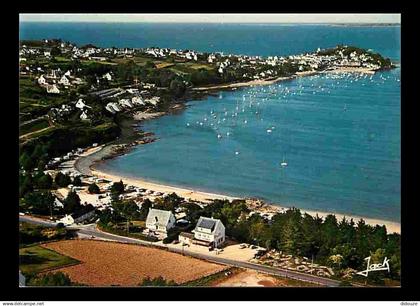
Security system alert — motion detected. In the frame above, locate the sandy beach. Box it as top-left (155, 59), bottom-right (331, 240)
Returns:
top-left (90, 168), bottom-right (238, 203)
top-left (86, 159), bottom-right (400, 234)
top-left (192, 76), bottom-right (294, 91)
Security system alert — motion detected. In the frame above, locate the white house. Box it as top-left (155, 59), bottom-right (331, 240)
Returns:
top-left (75, 99), bottom-right (91, 110)
top-left (59, 208), bottom-right (96, 226)
top-left (46, 84), bottom-right (60, 94)
top-left (80, 110), bottom-right (89, 121)
top-left (102, 72), bottom-right (112, 81)
top-left (38, 75), bottom-right (47, 85)
top-left (192, 217), bottom-right (225, 248)
top-left (145, 208), bottom-right (176, 236)
top-left (105, 102), bottom-right (121, 113)
top-left (131, 96), bottom-right (145, 105)
top-left (119, 99), bottom-right (133, 108)
top-left (59, 75), bottom-right (71, 86)
top-left (54, 198), bottom-right (64, 208)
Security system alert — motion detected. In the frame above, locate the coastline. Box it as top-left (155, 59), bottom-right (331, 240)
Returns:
top-left (74, 145), bottom-right (400, 234)
top-left (191, 68), bottom-right (376, 92)
top-left (73, 65), bottom-right (400, 234)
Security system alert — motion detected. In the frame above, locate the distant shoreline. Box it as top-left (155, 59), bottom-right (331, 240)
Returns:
top-left (74, 145), bottom-right (401, 234)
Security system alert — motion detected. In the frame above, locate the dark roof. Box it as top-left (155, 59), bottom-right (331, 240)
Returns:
top-left (197, 218), bottom-right (216, 231)
top-left (179, 232), bottom-right (194, 238)
top-left (71, 206), bottom-right (95, 219)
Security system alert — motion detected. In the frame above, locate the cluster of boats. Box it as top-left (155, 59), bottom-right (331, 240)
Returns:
top-left (184, 71), bottom-right (399, 169)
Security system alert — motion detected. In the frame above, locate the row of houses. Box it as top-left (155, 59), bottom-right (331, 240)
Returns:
top-left (145, 208), bottom-right (226, 248)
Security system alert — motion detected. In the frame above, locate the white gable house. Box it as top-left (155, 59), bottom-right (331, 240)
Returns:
top-left (59, 75), bottom-right (71, 86)
top-left (80, 110), bottom-right (89, 121)
top-left (145, 208), bottom-right (176, 236)
top-left (38, 75), bottom-right (47, 85)
top-left (46, 84), bottom-right (60, 94)
top-left (103, 72), bottom-right (112, 81)
top-left (192, 217), bottom-right (225, 248)
top-left (75, 99), bottom-right (91, 110)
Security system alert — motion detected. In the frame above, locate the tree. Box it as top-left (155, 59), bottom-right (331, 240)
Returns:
top-left (154, 192), bottom-right (184, 212)
top-left (88, 183), bottom-right (100, 194)
top-left (139, 198), bottom-right (152, 220)
top-left (111, 180), bottom-right (124, 195)
top-left (112, 200), bottom-right (140, 233)
top-left (20, 174), bottom-right (34, 198)
top-left (20, 152), bottom-right (34, 170)
top-left (35, 173), bottom-right (53, 190)
top-left (169, 79), bottom-right (186, 98)
top-left (50, 47), bottom-right (61, 57)
top-left (138, 276), bottom-right (176, 286)
top-left (29, 272), bottom-right (72, 286)
top-left (55, 172), bottom-right (72, 187)
top-left (72, 176), bottom-right (82, 186)
top-left (63, 191), bottom-right (81, 214)
top-left (23, 191), bottom-right (55, 215)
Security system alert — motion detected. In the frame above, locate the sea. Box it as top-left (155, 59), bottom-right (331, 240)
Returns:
top-left (19, 23), bottom-right (401, 222)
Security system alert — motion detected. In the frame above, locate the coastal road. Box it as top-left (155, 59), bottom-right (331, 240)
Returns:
top-left (20, 215), bottom-right (342, 287)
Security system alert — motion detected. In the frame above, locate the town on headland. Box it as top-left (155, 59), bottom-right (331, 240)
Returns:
top-left (19, 39), bottom-right (400, 287)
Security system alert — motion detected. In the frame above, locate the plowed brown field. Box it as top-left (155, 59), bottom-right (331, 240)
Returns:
top-left (42, 240), bottom-right (226, 286)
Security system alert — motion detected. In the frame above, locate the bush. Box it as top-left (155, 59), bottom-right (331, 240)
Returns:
top-left (72, 176), bottom-right (82, 186)
top-left (88, 183), bottom-right (100, 194)
top-left (139, 276), bottom-right (176, 286)
top-left (55, 172), bottom-right (72, 188)
top-left (29, 271), bottom-right (72, 286)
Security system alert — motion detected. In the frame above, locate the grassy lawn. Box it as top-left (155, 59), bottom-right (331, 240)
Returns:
top-left (19, 126), bottom-right (56, 140)
top-left (19, 118), bottom-right (50, 135)
top-left (54, 56), bottom-right (71, 62)
top-left (19, 244), bottom-right (80, 275)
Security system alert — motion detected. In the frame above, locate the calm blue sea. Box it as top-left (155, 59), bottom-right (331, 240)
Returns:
top-left (19, 23), bottom-right (401, 222)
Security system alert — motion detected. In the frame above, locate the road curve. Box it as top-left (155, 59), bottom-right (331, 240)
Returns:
top-left (19, 216), bottom-right (341, 287)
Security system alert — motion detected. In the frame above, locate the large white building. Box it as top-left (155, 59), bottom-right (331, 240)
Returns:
top-left (145, 208), bottom-right (176, 235)
top-left (180, 216), bottom-right (226, 248)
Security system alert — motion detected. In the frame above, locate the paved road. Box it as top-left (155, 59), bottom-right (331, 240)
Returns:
top-left (20, 216), bottom-right (341, 287)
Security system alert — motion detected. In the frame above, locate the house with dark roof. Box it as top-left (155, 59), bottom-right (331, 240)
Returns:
top-left (145, 208), bottom-right (176, 236)
top-left (191, 216), bottom-right (225, 248)
top-left (58, 206), bottom-right (96, 226)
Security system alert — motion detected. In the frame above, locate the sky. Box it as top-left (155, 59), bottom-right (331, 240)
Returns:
top-left (20, 14), bottom-right (401, 24)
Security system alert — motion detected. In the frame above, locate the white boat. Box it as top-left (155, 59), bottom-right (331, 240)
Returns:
top-left (280, 156), bottom-right (288, 167)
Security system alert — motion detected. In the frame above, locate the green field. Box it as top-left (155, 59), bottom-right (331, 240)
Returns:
top-left (19, 76), bottom-right (68, 116)
top-left (19, 244), bottom-right (79, 275)
top-left (19, 118), bottom-right (50, 136)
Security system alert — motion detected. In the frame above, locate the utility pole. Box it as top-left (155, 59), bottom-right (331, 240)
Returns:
top-left (50, 202), bottom-right (53, 221)
top-left (311, 254), bottom-right (314, 275)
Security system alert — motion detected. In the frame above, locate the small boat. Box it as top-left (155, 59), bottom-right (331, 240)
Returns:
top-left (267, 129), bottom-right (272, 133)
top-left (217, 134), bottom-right (222, 139)
top-left (280, 156), bottom-right (288, 167)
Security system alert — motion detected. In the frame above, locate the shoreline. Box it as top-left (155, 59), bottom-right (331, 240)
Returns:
top-left (191, 67), bottom-right (377, 92)
top-left (73, 66), bottom-right (400, 234)
top-left (74, 146), bottom-right (400, 234)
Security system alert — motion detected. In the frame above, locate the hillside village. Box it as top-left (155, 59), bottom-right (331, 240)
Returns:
top-left (19, 39), bottom-right (399, 287)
